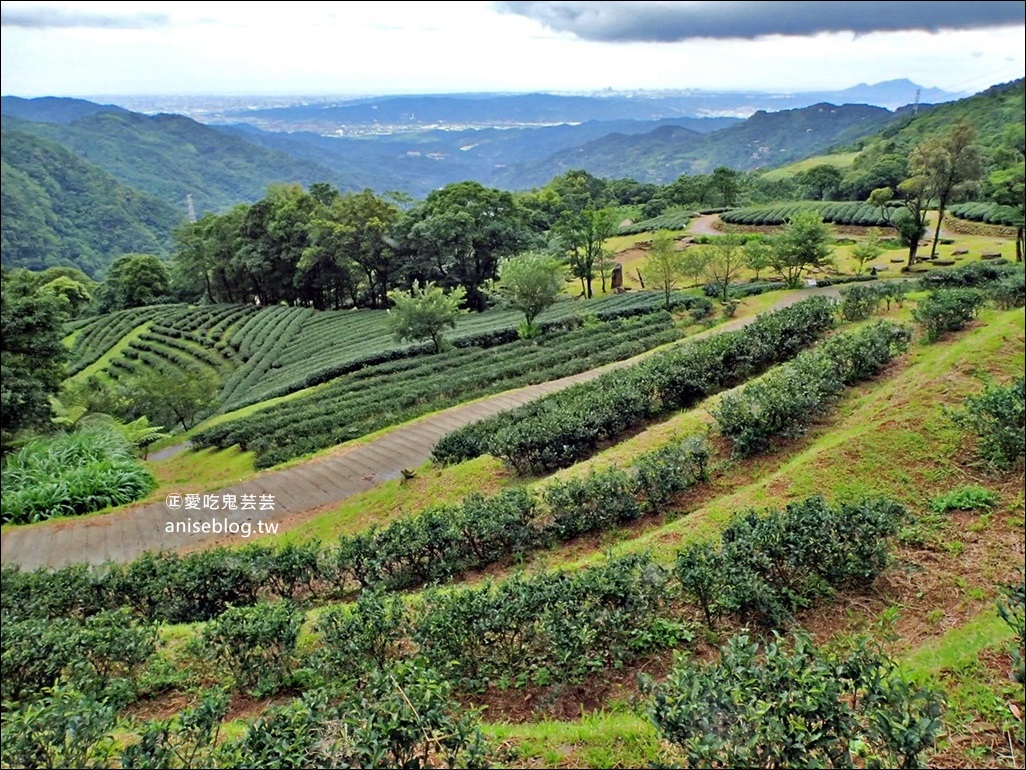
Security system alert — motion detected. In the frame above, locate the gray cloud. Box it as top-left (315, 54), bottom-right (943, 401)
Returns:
top-left (1, 6), bottom-right (170, 29)
top-left (497, 1), bottom-right (1026, 42)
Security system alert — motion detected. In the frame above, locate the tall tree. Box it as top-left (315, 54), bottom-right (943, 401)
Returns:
top-left (491, 252), bottom-right (564, 338)
top-left (396, 182), bottom-right (531, 311)
top-left (985, 161), bottom-right (1025, 262)
top-left (387, 281), bottom-right (467, 354)
top-left (710, 167), bottom-right (742, 207)
top-left (555, 208), bottom-right (618, 299)
top-left (796, 164), bottom-right (845, 201)
top-left (771, 210), bottom-right (833, 287)
top-left (703, 233), bottom-right (745, 301)
top-left (1, 269), bottom-right (68, 451)
top-left (305, 189), bottom-right (399, 309)
top-left (646, 230), bottom-right (686, 311)
top-left (926, 120), bottom-right (984, 258)
top-left (98, 253), bottom-right (171, 311)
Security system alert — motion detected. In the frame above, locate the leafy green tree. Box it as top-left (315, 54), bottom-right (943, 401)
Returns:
top-left (38, 275), bottom-right (92, 316)
top-left (703, 233), bottom-right (745, 300)
top-left (491, 252), bottom-right (564, 338)
top-left (387, 280), bottom-right (467, 353)
top-left (555, 208), bottom-right (618, 298)
top-left (771, 210), bottom-right (834, 287)
top-left (742, 237), bottom-right (774, 280)
top-left (646, 230), bottom-right (686, 311)
top-left (985, 161), bottom-right (1025, 262)
top-left (98, 253), bottom-right (171, 310)
top-left (125, 368), bottom-right (220, 432)
top-left (711, 166), bottom-right (742, 207)
top-left (396, 182), bottom-right (531, 311)
top-left (851, 230), bottom-right (884, 275)
top-left (238, 184), bottom-right (318, 306)
top-left (1, 269), bottom-right (68, 452)
top-left (896, 140), bottom-right (944, 267)
top-left (925, 120), bottom-right (984, 257)
top-left (306, 189), bottom-right (400, 309)
top-left (797, 164), bottom-right (845, 200)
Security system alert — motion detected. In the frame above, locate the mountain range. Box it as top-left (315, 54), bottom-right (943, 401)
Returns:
top-left (1, 78), bottom-right (1019, 278)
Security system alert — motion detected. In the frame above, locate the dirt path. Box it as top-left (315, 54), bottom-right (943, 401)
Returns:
top-left (687, 213), bottom-right (724, 236)
top-left (1, 288), bottom-right (840, 571)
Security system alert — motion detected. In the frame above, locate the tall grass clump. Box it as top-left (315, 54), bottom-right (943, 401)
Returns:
top-left (1, 426), bottom-right (156, 524)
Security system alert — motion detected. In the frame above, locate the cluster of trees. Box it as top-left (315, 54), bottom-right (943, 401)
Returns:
top-left (171, 173), bottom-right (638, 313)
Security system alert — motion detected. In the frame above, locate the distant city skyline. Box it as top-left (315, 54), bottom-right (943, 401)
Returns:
top-left (2, 1), bottom-right (1023, 98)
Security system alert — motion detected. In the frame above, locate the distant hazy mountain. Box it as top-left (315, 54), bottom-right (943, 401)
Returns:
top-left (1, 102), bottom-right (351, 213)
top-left (498, 102), bottom-right (901, 187)
top-left (221, 81), bottom-right (958, 131)
top-left (0, 95), bottom-right (127, 124)
top-left (1, 130), bottom-right (182, 277)
top-left (216, 116), bottom-right (741, 196)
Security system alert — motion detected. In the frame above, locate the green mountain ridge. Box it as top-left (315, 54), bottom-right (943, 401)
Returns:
top-left (0, 109), bottom-right (351, 214)
top-left (1, 130), bottom-right (183, 277)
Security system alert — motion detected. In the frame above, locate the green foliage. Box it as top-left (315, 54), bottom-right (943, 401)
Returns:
top-left (120, 688), bottom-right (230, 769)
top-left (929, 485), bottom-right (998, 513)
top-left (0, 130), bottom-right (180, 277)
top-left (199, 601), bottom-right (301, 694)
top-left (949, 200), bottom-right (1024, 228)
top-left (196, 308), bottom-right (683, 468)
top-left (387, 280), bottom-right (468, 354)
top-left (215, 696), bottom-right (323, 770)
top-left (328, 659), bottom-right (492, 769)
top-left (0, 683), bottom-right (118, 770)
top-left (414, 554), bottom-right (676, 686)
top-left (997, 579), bottom-right (1025, 684)
top-left (97, 253), bottom-right (172, 311)
top-left (952, 377), bottom-right (1025, 472)
top-left (317, 590), bottom-right (409, 674)
top-left (721, 200), bottom-right (894, 228)
top-left (645, 230), bottom-right (688, 310)
top-left (647, 631), bottom-right (942, 769)
top-left (770, 209), bottom-right (834, 287)
top-left (913, 289), bottom-right (987, 343)
top-left (492, 252), bottom-right (564, 337)
top-left (840, 283), bottom-right (884, 321)
top-left (1, 269), bottom-right (69, 451)
top-left (435, 296), bottom-right (838, 472)
top-left (619, 209), bottom-right (693, 235)
top-left (673, 496), bottom-right (906, 629)
top-left (123, 366), bottom-right (220, 432)
top-left (1, 425), bottom-right (156, 524)
top-left (714, 321), bottom-right (910, 457)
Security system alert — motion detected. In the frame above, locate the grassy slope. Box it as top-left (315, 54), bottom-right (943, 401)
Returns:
top-left (759, 151), bottom-right (860, 181)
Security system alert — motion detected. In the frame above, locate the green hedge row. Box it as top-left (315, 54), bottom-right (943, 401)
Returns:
top-left (434, 296), bottom-right (838, 473)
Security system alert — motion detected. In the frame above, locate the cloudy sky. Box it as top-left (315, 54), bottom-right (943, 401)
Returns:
top-left (2, 1), bottom-right (1023, 97)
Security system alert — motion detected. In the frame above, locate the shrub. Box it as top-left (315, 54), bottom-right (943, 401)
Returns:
top-left (714, 322), bottom-right (910, 457)
top-left (839, 283), bottom-right (883, 321)
top-left (326, 659), bottom-right (492, 770)
top-left (200, 601), bottom-right (301, 694)
top-left (716, 496), bottom-right (905, 626)
top-left (316, 590), bottom-right (409, 675)
top-left (634, 435), bottom-right (710, 513)
top-left (952, 378), bottom-right (1025, 472)
top-left (646, 631), bottom-right (943, 769)
top-left (914, 289), bottom-right (987, 342)
top-left (988, 271), bottom-right (1026, 310)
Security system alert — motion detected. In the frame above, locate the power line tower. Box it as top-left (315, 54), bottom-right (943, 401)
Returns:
top-left (912, 88), bottom-right (922, 116)
top-left (186, 193), bottom-right (197, 223)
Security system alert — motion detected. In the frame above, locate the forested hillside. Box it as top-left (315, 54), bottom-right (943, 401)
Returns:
top-left (0, 131), bottom-right (182, 277)
top-left (1, 108), bottom-right (348, 214)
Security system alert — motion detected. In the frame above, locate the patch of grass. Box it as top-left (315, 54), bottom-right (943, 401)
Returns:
top-left (146, 445), bottom-right (256, 502)
top-left (484, 706), bottom-right (661, 769)
top-left (760, 152), bottom-right (859, 181)
top-left (931, 485), bottom-right (999, 514)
